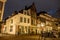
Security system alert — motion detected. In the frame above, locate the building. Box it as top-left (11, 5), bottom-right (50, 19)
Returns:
top-left (2, 3), bottom-right (37, 35)
top-left (0, 0), bottom-right (7, 33)
top-left (1, 2), bottom-right (59, 35)
top-left (37, 11), bottom-right (58, 33)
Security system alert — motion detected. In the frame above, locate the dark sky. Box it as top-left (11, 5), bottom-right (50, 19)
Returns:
top-left (4, 0), bottom-right (60, 19)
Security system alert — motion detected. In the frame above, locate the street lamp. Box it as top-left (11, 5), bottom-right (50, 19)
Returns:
top-left (41, 23), bottom-right (45, 27)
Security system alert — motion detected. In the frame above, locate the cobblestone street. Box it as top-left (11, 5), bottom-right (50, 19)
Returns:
top-left (0, 34), bottom-right (60, 40)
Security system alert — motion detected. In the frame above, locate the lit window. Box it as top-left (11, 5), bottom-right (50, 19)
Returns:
top-left (28, 26), bottom-right (30, 33)
top-left (31, 19), bottom-right (34, 25)
top-left (28, 19), bottom-right (29, 23)
top-left (20, 17), bottom-right (23, 22)
top-left (11, 19), bottom-right (13, 23)
top-left (25, 26), bottom-right (27, 33)
top-left (24, 18), bottom-right (26, 23)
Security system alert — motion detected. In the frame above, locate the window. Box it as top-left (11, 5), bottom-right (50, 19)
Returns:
top-left (11, 19), bottom-right (13, 23)
top-left (28, 19), bottom-right (29, 23)
top-left (24, 18), bottom-right (26, 23)
top-left (20, 17), bottom-right (23, 22)
top-left (25, 26), bottom-right (27, 33)
top-left (4, 27), bottom-right (7, 32)
top-left (31, 19), bottom-right (35, 25)
top-left (10, 26), bottom-right (13, 32)
top-left (0, 13), bottom-right (1, 20)
top-left (28, 26), bottom-right (30, 33)
top-left (40, 17), bottom-right (45, 22)
top-left (31, 19), bottom-right (34, 25)
top-left (34, 20), bottom-right (35, 25)
top-left (21, 26), bottom-right (24, 33)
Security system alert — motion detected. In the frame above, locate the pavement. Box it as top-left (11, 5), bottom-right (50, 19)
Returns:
top-left (0, 34), bottom-right (8, 36)
top-left (0, 34), bottom-right (39, 40)
top-left (0, 34), bottom-right (60, 40)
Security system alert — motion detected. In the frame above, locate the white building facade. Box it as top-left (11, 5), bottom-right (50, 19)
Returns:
top-left (2, 3), bottom-right (37, 35)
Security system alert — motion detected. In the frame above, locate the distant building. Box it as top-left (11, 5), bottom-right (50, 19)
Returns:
top-left (37, 11), bottom-right (58, 33)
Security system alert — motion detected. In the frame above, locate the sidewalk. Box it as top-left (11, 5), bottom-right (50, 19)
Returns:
top-left (0, 33), bottom-right (11, 37)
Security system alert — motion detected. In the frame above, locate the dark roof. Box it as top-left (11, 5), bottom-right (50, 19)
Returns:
top-left (19, 9), bottom-right (23, 13)
top-left (39, 11), bottom-right (47, 13)
top-left (5, 11), bottom-right (18, 20)
top-left (25, 2), bottom-right (36, 11)
top-left (37, 11), bottom-right (47, 16)
top-left (5, 17), bottom-right (9, 21)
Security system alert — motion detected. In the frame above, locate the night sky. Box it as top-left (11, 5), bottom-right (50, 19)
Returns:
top-left (3, 0), bottom-right (60, 19)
